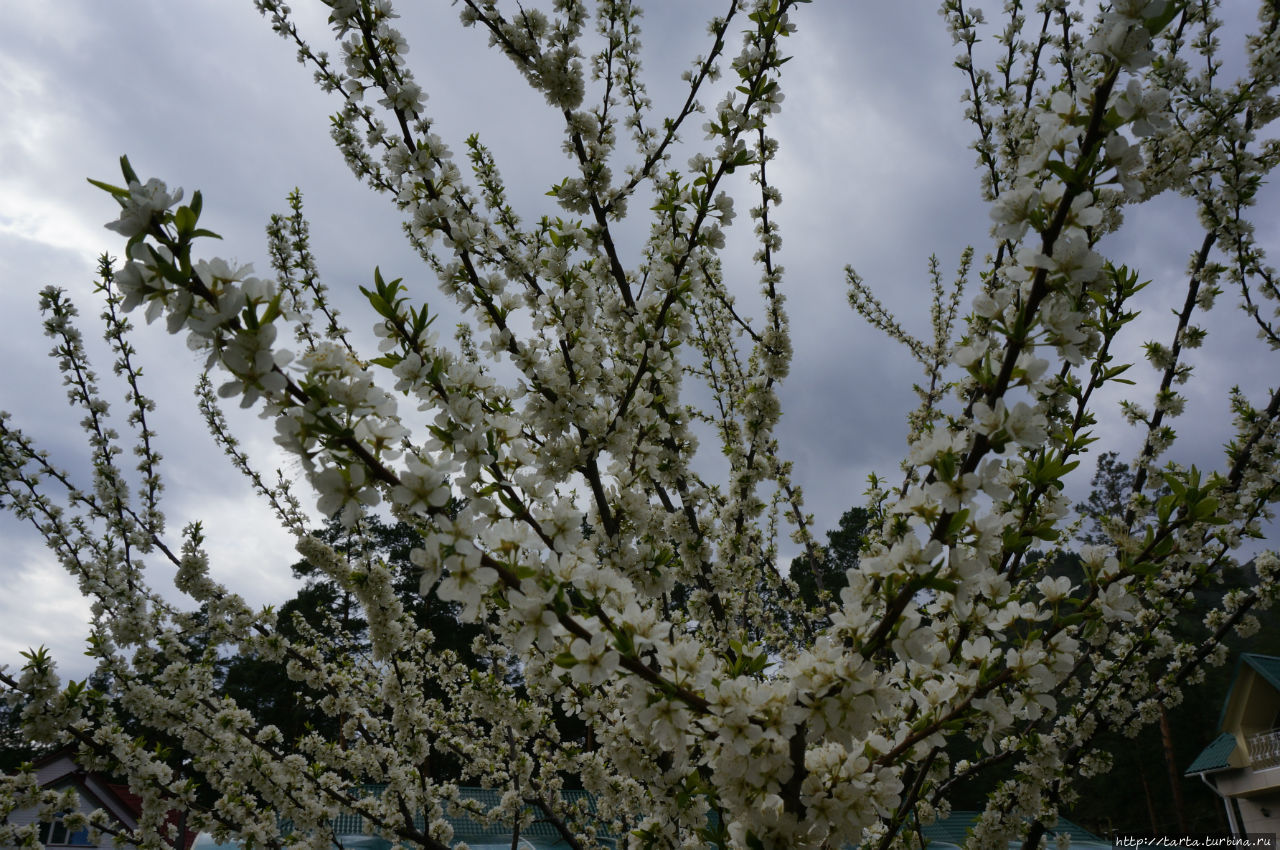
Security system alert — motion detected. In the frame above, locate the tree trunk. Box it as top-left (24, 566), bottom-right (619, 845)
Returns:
top-left (1159, 707), bottom-right (1189, 833)
top-left (1138, 755), bottom-right (1160, 835)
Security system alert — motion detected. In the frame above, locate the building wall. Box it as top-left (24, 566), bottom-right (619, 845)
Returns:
top-left (2, 760), bottom-right (137, 850)
top-left (1237, 793), bottom-right (1280, 837)
top-left (1214, 764), bottom-right (1280, 798)
top-left (2, 793), bottom-right (115, 850)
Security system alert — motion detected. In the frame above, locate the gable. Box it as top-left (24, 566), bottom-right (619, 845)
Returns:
top-left (35, 772), bottom-right (140, 833)
top-left (1244, 653), bottom-right (1280, 693)
top-left (23, 749), bottom-right (201, 849)
top-left (1215, 653), bottom-right (1280, 769)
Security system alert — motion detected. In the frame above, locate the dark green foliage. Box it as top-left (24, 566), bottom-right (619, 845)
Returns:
top-left (789, 507), bottom-right (870, 609)
top-left (0, 692), bottom-right (54, 772)
top-left (1074, 451), bottom-right (1134, 545)
top-left (218, 514), bottom-right (483, 760)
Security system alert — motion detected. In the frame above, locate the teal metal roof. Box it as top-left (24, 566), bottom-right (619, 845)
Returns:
top-left (1185, 731), bottom-right (1238, 775)
top-left (919, 811), bottom-right (1108, 848)
top-left (282, 785), bottom-right (615, 850)
top-left (221, 792), bottom-right (1127, 850)
top-left (919, 812), bottom-right (979, 847)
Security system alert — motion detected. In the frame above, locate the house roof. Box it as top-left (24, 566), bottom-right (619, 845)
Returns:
top-left (214, 805), bottom-right (1110, 850)
top-left (1184, 731), bottom-right (1238, 775)
top-left (108, 783), bottom-right (199, 850)
top-left (33, 749), bottom-right (197, 850)
top-left (920, 811), bottom-right (1109, 848)
top-left (207, 802), bottom-right (1120, 850)
top-left (297, 785), bottom-right (612, 850)
top-left (1183, 652), bottom-right (1280, 776)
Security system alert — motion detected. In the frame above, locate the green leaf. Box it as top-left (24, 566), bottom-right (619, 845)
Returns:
top-left (921, 576), bottom-right (958, 594)
top-left (945, 508), bottom-right (970, 539)
top-left (174, 206), bottom-right (197, 236)
top-left (1046, 160), bottom-right (1077, 185)
top-left (119, 154), bottom-right (140, 185)
top-left (1032, 523), bottom-right (1060, 542)
top-left (259, 294), bottom-right (283, 325)
top-left (87, 177), bottom-right (131, 199)
top-left (1145, 1), bottom-right (1184, 37)
top-left (1191, 497), bottom-right (1220, 522)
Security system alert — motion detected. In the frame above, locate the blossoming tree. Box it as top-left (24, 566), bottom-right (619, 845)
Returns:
top-left (3, 1), bottom-right (1280, 848)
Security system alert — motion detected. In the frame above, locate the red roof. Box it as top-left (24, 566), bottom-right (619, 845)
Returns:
top-left (106, 784), bottom-right (198, 850)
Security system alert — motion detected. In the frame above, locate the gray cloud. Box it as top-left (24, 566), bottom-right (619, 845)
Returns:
top-left (2, 3), bottom-right (1276, 679)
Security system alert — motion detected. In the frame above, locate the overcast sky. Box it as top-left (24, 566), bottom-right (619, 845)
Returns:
top-left (1, 3), bottom-right (1276, 680)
